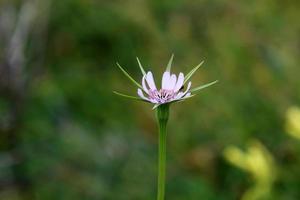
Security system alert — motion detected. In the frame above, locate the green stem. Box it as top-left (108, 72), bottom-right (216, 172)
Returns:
top-left (156, 104), bottom-right (169, 200)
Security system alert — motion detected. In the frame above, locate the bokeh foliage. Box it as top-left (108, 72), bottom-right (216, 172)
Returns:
top-left (1, 0), bottom-right (300, 199)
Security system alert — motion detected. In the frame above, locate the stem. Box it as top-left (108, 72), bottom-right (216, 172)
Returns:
top-left (157, 122), bottom-right (167, 200)
top-left (156, 104), bottom-right (169, 200)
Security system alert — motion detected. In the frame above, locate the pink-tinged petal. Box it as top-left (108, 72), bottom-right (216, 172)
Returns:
top-left (169, 92), bottom-right (194, 103)
top-left (142, 75), bottom-right (149, 93)
top-left (167, 74), bottom-right (177, 90)
top-left (175, 92), bottom-right (184, 99)
top-left (137, 89), bottom-right (150, 101)
top-left (184, 92), bottom-right (191, 98)
top-left (176, 82), bottom-right (192, 99)
top-left (162, 71), bottom-right (170, 90)
top-left (174, 72), bottom-right (184, 92)
top-left (146, 72), bottom-right (157, 90)
top-left (150, 99), bottom-right (158, 104)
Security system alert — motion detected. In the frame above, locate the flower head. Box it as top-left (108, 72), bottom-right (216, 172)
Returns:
top-left (138, 71), bottom-right (191, 105)
top-left (114, 55), bottom-right (218, 109)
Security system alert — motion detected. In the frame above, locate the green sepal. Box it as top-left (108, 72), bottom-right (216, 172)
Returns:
top-left (152, 104), bottom-right (160, 110)
top-left (184, 61), bottom-right (204, 85)
top-left (113, 91), bottom-right (145, 101)
top-left (190, 80), bottom-right (218, 93)
top-left (136, 57), bottom-right (146, 76)
top-left (165, 54), bottom-right (174, 72)
top-left (116, 63), bottom-right (143, 89)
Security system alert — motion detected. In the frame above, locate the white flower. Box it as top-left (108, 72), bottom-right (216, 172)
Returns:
top-left (114, 55), bottom-right (218, 109)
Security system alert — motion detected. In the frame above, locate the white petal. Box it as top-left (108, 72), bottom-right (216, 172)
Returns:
top-left (142, 75), bottom-right (149, 93)
top-left (183, 82), bottom-right (192, 96)
top-left (174, 73), bottom-right (184, 92)
top-left (162, 71), bottom-right (170, 90)
top-left (146, 72), bottom-right (157, 90)
top-left (184, 82), bottom-right (192, 92)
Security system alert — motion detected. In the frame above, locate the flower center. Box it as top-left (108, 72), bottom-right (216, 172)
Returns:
top-left (148, 89), bottom-right (176, 103)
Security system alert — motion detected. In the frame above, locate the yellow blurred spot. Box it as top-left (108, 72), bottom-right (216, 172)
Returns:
top-left (223, 140), bottom-right (276, 200)
top-left (286, 106), bottom-right (300, 140)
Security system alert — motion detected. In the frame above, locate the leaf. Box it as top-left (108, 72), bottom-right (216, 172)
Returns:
top-left (136, 57), bottom-right (146, 76)
top-left (184, 61), bottom-right (204, 84)
top-left (165, 54), bottom-right (174, 72)
top-left (113, 91), bottom-right (145, 101)
top-left (116, 63), bottom-right (143, 89)
top-left (190, 80), bottom-right (218, 93)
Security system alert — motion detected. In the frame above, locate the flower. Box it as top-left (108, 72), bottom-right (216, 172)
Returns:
top-left (137, 71), bottom-right (191, 105)
top-left (114, 55), bottom-right (218, 109)
top-left (115, 55), bottom-right (218, 200)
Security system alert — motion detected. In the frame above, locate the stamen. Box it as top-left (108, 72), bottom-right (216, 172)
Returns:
top-left (147, 89), bottom-right (178, 104)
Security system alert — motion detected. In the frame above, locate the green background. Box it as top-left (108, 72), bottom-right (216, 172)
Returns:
top-left (0, 0), bottom-right (300, 199)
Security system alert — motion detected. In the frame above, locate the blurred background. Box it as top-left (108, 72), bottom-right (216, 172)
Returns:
top-left (0, 0), bottom-right (300, 199)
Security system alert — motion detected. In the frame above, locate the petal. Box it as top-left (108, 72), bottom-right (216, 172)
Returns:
top-left (162, 71), bottom-right (170, 90)
top-left (142, 75), bottom-right (149, 93)
top-left (146, 72), bottom-right (157, 90)
top-left (169, 93), bottom-right (195, 103)
top-left (174, 72), bottom-right (184, 92)
top-left (176, 82), bottom-right (191, 99)
top-left (137, 89), bottom-right (150, 101)
top-left (184, 92), bottom-right (191, 98)
top-left (165, 74), bottom-right (176, 90)
top-left (138, 88), bottom-right (158, 104)
top-left (184, 82), bottom-right (192, 94)
top-left (175, 92), bottom-right (184, 99)
top-left (150, 99), bottom-right (159, 104)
